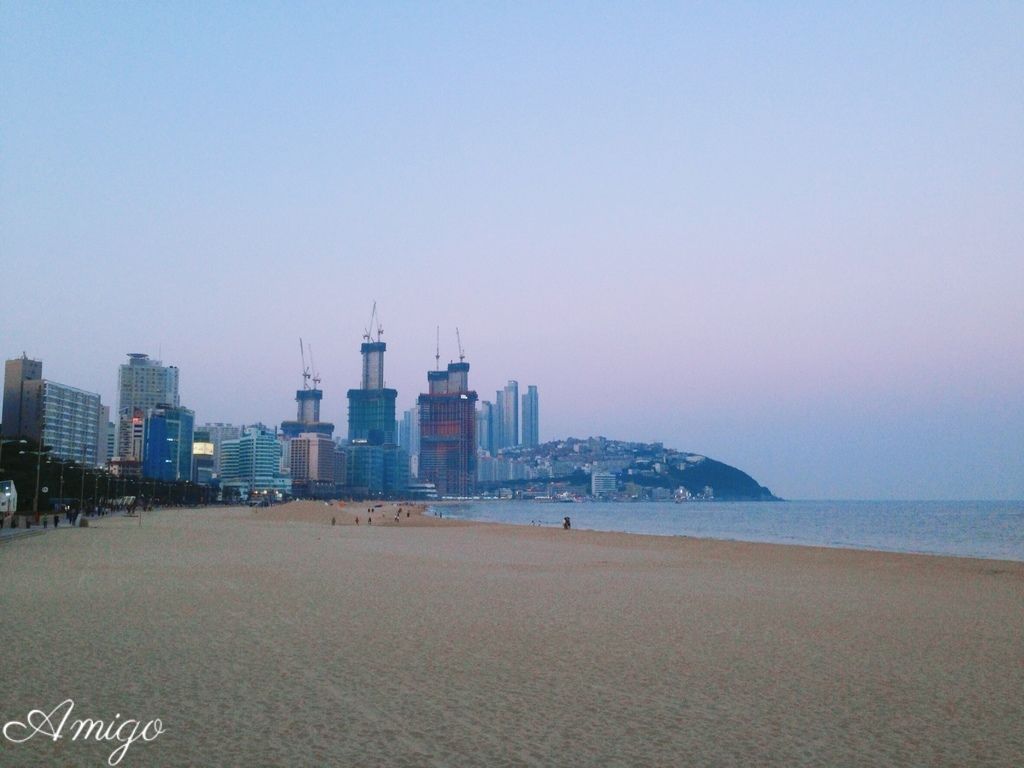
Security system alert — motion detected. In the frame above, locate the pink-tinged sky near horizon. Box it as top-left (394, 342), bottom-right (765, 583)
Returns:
top-left (2, 2), bottom-right (1021, 499)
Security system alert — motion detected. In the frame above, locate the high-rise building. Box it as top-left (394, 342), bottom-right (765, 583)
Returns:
top-left (199, 423), bottom-right (241, 476)
top-left (333, 446), bottom-right (347, 487)
top-left (492, 380), bottom-right (521, 452)
top-left (383, 446), bottom-right (410, 494)
top-left (96, 405), bottom-right (111, 466)
top-left (105, 418), bottom-right (116, 465)
top-left (591, 471), bottom-right (617, 497)
top-left (347, 334), bottom-right (397, 446)
top-left (522, 385), bottom-right (539, 449)
top-left (112, 408), bottom-right (146, 476)
top-left (280, 349), bottom-right (335, 439)
top-left (398, 406), bottom-right (420, 459)
top-left (477, 401), bottom-right (494, 455)
top-left (220, 425), bottom-right (291, 497)
top-left (494, 390), bottom-right (505, 450)
top-left (418, 361), bottom-right (478, 497)
top-left (39, 381), bottom-right (103, 466)
top-left (117, 353), bottom-right (179, 411)
top-left (290, 432), bottom-right (338, 498)
top-left (116, 353), bottom-right (179, 460)
top-left (503, 380), bottom-right (519, 449)
top-left (344, 317), bottom-right (407, 496)
top-left (2, 355), bottom-right (104, 466)
top-left (2, 355), bottom-right (42, 441)
top-left (345, 443), bottom-right (410, 496)
top-left (192, 429), bottom-right (215, 485)
top-left (142, 405), bottom-right (195, 482)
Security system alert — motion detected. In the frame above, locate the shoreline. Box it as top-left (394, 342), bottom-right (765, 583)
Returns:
top-left (5, 499), bottom-right (1021, 566)
top-left (427, 498), bottom-right (1024, 564)
top-left (238, 500), bottom-right (1024, 568)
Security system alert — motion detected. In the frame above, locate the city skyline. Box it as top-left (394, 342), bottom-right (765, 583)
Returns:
top-left (3, 3), bottom-right (1021, 500)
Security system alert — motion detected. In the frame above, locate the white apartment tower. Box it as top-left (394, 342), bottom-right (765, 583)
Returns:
top-left (2, 355), bottom-right (104, 466)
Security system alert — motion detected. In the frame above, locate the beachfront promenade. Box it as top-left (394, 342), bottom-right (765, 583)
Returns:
top-left (0, 510), bottom-right (114, 543)
top-left (0, 504), bottom-right (159, 543)
top-left (2, 502), bottom-right (1022, 767)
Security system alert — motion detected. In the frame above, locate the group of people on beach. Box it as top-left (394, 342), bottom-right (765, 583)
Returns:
top-left (352, 506), bottom-right (410, 526)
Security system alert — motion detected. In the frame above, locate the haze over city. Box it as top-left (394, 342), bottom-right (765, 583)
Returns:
top-left (3, 3), bottom-right (1021, 500)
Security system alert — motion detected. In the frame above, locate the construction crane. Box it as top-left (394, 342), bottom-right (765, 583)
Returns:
top-left (299, 338), bottom-right (311, 390)
top-left (363, 302), bottom-right (383, 343)
top-left (456, 327), bottom-right (465, 362)
top-left (308, 343), bottom-right (321, 389)
top-left (435, 326), bottom-right (440, 370)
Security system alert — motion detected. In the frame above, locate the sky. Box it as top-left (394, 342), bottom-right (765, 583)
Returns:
top-left (2, 2), bottom-right (1022, 500)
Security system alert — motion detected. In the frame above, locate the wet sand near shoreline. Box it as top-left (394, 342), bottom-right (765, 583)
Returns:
top-left (1, 503), bottom-right (1021, 766)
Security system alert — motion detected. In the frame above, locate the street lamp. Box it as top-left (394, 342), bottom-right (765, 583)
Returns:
top-left (59, 460), bottom-right (68, 508)
top-left (0, 437), bottom-right (28, 471)
top-left (79, 459), bottom-right (87, 512)
top-left (20, 444), bottom-right (51, 523)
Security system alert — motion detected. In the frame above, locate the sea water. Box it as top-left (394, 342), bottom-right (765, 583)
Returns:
top-left (432, 500), bottom-right (1024, 561)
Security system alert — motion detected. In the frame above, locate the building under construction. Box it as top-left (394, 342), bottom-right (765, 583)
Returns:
top-left (347, 306), bottom-right (398, 447)
top-left (418, 333), bottom-right (478, 497)
top-left (345, 306), bottom-right (408, 496)
top-left (281, 340), bottom-right (334, 439)
top-left (347, 337), bottom-right (397, 445)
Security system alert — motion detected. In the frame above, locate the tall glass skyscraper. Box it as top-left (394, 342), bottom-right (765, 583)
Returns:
top-left (399, 406), bottom-right (420, 458)
top-left (500, 380), bottom-right (519, 449)
top-left (522, 385), bottom-right (539, 449)
top-left (142, 405), bottom-right (195, 481)
top-left (476, 401), bottom-right (494, 455)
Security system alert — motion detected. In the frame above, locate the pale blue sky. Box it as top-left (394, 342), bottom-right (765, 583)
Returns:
top-left (2, 2), bottom-right (1022, 499)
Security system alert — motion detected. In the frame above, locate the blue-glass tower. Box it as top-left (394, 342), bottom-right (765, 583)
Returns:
top-left (142, 404), bottom-right (195, 482)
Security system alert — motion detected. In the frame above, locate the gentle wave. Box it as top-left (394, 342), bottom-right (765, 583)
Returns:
top-left (432, 500), bottom-right (1024, 561)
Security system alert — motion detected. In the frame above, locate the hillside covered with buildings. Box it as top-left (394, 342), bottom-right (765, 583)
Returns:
top-left (478, 437), bottom-right (779, 502)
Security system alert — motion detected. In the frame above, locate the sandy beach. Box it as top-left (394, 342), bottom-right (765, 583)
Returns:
top-left (1, 502), bottom-right (1021, 767)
